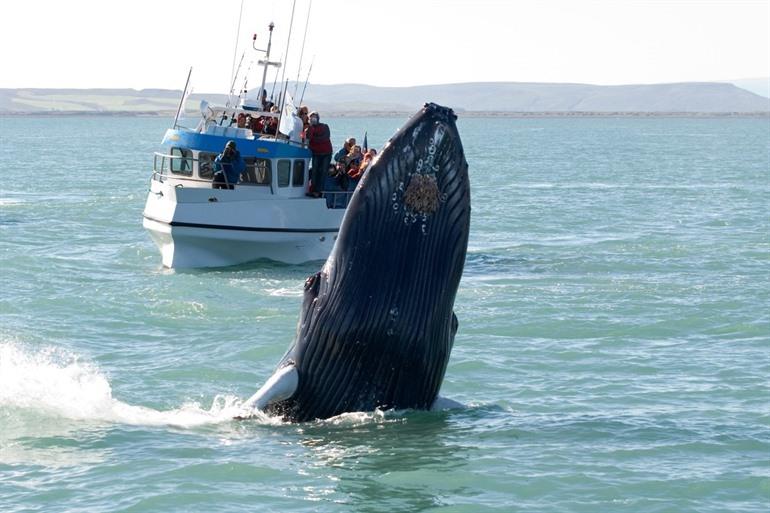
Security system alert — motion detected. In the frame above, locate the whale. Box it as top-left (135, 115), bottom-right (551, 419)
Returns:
top-left (245, 103), bottom-right (471, 422)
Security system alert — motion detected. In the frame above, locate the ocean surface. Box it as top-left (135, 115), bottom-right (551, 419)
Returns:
top-left (1, 114), bottom-right (768, 512)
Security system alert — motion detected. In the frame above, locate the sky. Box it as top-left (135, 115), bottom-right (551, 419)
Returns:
top-left (1, 0), bottom-right (768, 93)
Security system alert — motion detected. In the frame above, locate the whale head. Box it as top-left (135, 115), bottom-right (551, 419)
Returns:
top-left (261, 103), bottom-right (471, 422)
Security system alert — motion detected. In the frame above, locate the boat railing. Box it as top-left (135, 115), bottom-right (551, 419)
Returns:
top-left (322, 190), bottom-right (355, 209)
top-left (150, 151), bottom-right (356, 208)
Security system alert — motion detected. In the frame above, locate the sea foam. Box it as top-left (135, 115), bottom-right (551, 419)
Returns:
top-left (0, 341), bottom-right (270, 428)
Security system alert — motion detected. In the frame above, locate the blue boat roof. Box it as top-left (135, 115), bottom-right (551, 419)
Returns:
top-left (161, 129), bottom-right (310, 159)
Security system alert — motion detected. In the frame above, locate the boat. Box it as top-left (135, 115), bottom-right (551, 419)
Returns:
top-left (142, 22), bottom-right (356, 269)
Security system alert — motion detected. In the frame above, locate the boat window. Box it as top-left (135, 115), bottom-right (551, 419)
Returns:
top-left (277, 159), bottom-right (291, 187)
top-left (292, 160), bottom-right (305, 187)
top-left (198, 152), bottom-right (217, 179)
top-left (241, 157), bottom-right (271, 186)
top-left (170, 148), bottom-right (193, 176)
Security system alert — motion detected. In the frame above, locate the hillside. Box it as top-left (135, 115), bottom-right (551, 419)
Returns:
top-left (1, 81), bottom-right (768, 115)
top-left (300, 82), bottom-right (770, 113)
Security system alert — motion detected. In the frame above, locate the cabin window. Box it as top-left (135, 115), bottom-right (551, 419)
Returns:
top-left (198, 152), bottom-right (217, 179)
top-left (277, 159), bottom-right (291, 187)
top-left (241, 157), bottom-right (271, 186)
top-left (170, 147), bottom-right (193, 175)
top-left (292, 160), bottom-right (305, 187)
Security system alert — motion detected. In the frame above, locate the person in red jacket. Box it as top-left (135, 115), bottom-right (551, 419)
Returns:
top-left (303, 111), bottom-right (333, 197)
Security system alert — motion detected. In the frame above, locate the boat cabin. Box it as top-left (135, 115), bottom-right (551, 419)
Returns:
top-left (151, 105), bottom-right (353, 208)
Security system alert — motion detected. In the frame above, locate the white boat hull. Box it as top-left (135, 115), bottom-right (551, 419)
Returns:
top-left (142, 216), bottom-right (339, 268)
top-left (142, 179), bottom-right (345, 268)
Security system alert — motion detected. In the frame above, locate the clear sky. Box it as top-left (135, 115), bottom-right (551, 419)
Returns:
top-left (2, 0), bottom-right (768, 92)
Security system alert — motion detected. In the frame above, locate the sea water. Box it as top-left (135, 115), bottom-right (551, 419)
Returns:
top-left (0, 115), bottom-right (768, 512)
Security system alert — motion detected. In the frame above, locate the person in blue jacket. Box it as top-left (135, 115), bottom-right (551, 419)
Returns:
top-left (212, 140), bottom-right (245, 189)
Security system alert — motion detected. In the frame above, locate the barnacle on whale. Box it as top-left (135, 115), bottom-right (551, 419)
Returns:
top-left (403, 173), bottom-right (440, 215)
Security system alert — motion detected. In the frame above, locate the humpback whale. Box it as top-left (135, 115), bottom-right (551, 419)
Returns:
top-left (245, 103), bottom-right (470, 422)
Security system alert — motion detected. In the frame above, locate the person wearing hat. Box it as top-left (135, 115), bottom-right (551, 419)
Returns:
top-left (303, 111), bottom-right (333, 197)
top-left (212, 140), bottom-right (245, 190)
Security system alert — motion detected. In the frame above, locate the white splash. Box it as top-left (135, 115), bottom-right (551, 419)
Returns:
top-left (0, 341), bottom-right (266, 429)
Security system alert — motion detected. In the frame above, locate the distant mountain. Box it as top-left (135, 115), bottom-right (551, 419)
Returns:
top-left (1, 82), bottom-right (768, 114)
top-left (299, 82), bottom-right (770, 113)
top-left (0, 88), bottom-right (187, 114)
top-left (725, 77), bottom-right (770, 99)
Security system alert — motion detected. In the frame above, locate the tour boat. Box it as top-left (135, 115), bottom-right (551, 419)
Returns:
top-left (142, 22), bottom-right (354, 269)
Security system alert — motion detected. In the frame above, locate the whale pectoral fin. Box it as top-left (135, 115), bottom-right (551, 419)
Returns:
top-left (243, 365), bottom-right (299, 411)
top-left (431, 395), bottom-right (465, 411)
top-left (449, 312), bottom-right (459, 351)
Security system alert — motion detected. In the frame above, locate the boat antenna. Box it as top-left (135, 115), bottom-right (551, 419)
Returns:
top-left (173, 67), bottom-right (193, 129)
top-left (237, 59), bottom-right (255, 106)
top-left (255, 22), bottom-right (282, 108)
top-left (299, 57), bottom-right (313, 106)
top-left (293, 0), bottom-right (313, 99)
top-left (226, 51), bottom-right (246, 108)
top-left (278, 0), bottom-right (298, 107)
top-left (227, 0), bottom-right (246, 104)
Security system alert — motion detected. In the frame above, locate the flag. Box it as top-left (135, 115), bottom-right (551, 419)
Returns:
top-left (279, 92), bottom-right (303, 142)
top-left (279, 92), bottom-right (297, 137)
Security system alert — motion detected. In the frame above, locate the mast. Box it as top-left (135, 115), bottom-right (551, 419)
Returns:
top-left (299, 59), bottom-right (313, 105)
top-left (294, 0), bottom-right (313, 99)
top-left (256, 23), bottom-right (281, 109)
top-left (278, 0), bottom-right (298, 112)
top-left (227, 0), bottom-right (246, 105)
top-left (172, 67), bottom-right (193, 129)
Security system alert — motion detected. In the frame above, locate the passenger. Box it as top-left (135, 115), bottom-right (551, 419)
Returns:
top-left (346, 145), bottom-right (364, 172)
top-left (334, 137), bottom-right (356, 164)
top-left (236, 113), bottom-right (247, 128)
top-left (303, 111), bottom-right (333, 197)
top-left (331, 144), bottom-right (363, 190)
top-left (244, 114), bottom-right (253, 130)
top-left (263, 106), bottom-right (279, 135)
top-left (260, 89), bottom-right (269, 111)
top-left (339, 144), bottom-right (363, 183)
top-left (353, 148), bottom-right (377, 179)
top-left (298, 106), bottom-right (309, 139)
top-left (253, 116), bottom-right (266, 133)
top-left (212, 140), bottom-right (245, 190)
